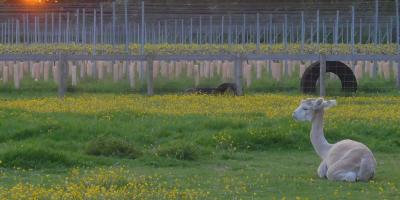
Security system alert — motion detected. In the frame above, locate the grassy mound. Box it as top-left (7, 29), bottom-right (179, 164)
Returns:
top-left (86, 136), bottom-right (142, 159)
top-left (0, 146), bottom-right (79, 169)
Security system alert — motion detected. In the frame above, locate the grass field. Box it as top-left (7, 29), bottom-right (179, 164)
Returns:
top-left (0, 93), bottom-right (399, 199)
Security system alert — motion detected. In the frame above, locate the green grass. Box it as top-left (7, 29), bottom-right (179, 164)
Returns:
top-left (0, 89), bottom-right (399, 198)
top-left (1, 71), bottom-right (399, 98)
top-left (0, 151), bottom-right (399, 199)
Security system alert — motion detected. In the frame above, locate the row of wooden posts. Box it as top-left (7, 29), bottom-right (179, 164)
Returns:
top-left (0, 58), bottom-right (399, 96)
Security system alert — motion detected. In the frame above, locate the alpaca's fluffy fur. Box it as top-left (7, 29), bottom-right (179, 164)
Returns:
top-left (292, 98), bottom-right (376, 182)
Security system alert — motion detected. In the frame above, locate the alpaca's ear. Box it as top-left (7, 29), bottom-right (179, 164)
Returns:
top-left (323, 100), bottom-right (337, 110)
top-left (311, 98), bottom-right (324, 109)
top-left (315, 98), bottom-right (324, 105)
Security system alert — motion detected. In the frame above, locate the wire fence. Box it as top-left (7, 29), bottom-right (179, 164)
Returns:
top-left (0, 0), bottom-right (399, 97)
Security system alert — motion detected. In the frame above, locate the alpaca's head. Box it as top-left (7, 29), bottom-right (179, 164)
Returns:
top-left (292, 98), bottom-right (337, 122)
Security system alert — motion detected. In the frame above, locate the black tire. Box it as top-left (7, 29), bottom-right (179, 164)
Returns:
top-left (300, 61), bottom-right (357, 94)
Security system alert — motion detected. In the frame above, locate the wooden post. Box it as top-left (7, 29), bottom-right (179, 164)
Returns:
top-left (13, 62), bottom-right (20, 89)
top-left (113, 62), bottom-right (118, 82)
top-left (3, 66), bottom-right (8, 84)
top-left (319, 55), bottom-right (326, 97)
top-left (71, 65), bottom-right (77, 86)
top-left (235, 54), bottom-right (244, 96)
top-left (397, 60), bottom-right (400, 89)
top-left (58, 55), bottom-right (67, 99)
top-left (147, 57), bottom-right (154, 96)
top-left (44, 61), bottom-right (49, 81)
top-left (372, 61), bottom-right (378, 78)
top-left (129, 61), bottom-right (135, 89)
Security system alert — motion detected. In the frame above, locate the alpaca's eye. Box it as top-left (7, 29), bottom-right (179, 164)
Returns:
top-left (303, 108), bottom-right (308, 110)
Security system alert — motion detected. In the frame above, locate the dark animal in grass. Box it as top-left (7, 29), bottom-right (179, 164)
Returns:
top-left (185, 83), bottom-right (238, 95)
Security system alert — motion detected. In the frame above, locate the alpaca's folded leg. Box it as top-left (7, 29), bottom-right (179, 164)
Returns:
top-left (327, 161), bottom-right (357, 182)
top-left (357, 157), bottom-right (375, 182)
top-left (317, 160), bottom-right (328, 178)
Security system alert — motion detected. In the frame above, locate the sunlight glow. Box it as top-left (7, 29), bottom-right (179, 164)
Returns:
top-left (21, 0), bottom-right (59, 6)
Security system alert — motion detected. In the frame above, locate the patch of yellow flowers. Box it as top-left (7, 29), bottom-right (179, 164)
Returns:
top-left (0, 43), bottom-right (397, 55)
top-left (0, 167), bottom-right (209, 200)
top-left (0, 94), bottom-right (399, 122)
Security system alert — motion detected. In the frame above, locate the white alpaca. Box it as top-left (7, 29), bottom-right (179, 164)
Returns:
top-left (292, 98), bottom-right (376, 182)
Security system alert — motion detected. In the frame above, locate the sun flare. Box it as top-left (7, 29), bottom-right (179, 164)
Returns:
top-left (22, 0), bottom-right (43, 5)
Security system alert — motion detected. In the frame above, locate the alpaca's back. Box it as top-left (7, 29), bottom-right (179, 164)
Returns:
top-left (326, 139), bottom-right (376, 176)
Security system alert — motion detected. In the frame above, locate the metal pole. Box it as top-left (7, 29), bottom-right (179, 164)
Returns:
top-left (269, 14), bottom-right (272, 47)
top-left (396, 0), bottom-right (400, 88)
top-left (359, 18), bottom-right (362, 44)
top-left (174, 19), bottom-right (177, 44)
top-left (346, 21), bottom-right (349, 44)
top-left (181, 19), bottom-right (184, 44)
top-left (301, 11), bottom-right (305, 52)
top-left (100, 4), bottom-right (103, 44)
top-left (16, 20), bottom-right (19, 45)
top-left (199, 16), bottom-right (202, 44)
top-left (158, 21), bottom-right (161, 44)
top-left (284, 14), bottom-right (288, 49)
top-left (256, 13), bottom-right (260, 53)
top-left (34, 17), bottom-right (37, 43)
top-left (75, 9), bottom-right (79, 43)
top-left (221, 16), bottom-right (224, 44)
top-left (228, 15), bottom-right (232, 45)
top-left (112, 1), bottom-right (116, 47)
top-left (351, 6), bottom-right (355, 54)
top-left (311, 23), bottom-right (314, 43)
top-left (374, 0), bottom-right (379, 44)
top-left (93, 9), bottom-right (97, 77)
top-left (396, 0), bottom-right (399, 53)
top-left (209, 15), bottom-right (213, 44)
top-left (319, 54), bottom-right (326, 97)
top-left (242, 14), bottom-right (245, 44)
top-left (66, 12), bottom-right (70, 43)
top-left (124, 0), bottom-right (129, 53)
top-left (82, 9), bottom-right (86, 44)
top-left (164, 20), bottom-right (167, 43)
top-left (93, 9), bottom-right (97, 51)
top-left (44, 13), bottom-right (48, 44)
top-left (140, 1), bottom-right (145, 81)
top-left (317, 9), bottom-right (320, 47)
top-left (190, 17), bottom-right (193, 44)
top-left (58, 12), bottom-right (62, 43)
top-left (335, 10), bottom-right (339, 45)
top-left (51, 13), bottom-right (54, 43)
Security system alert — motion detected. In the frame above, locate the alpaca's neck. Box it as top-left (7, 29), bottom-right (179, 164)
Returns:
top-left (311, 109), bottom-right (332, 159)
